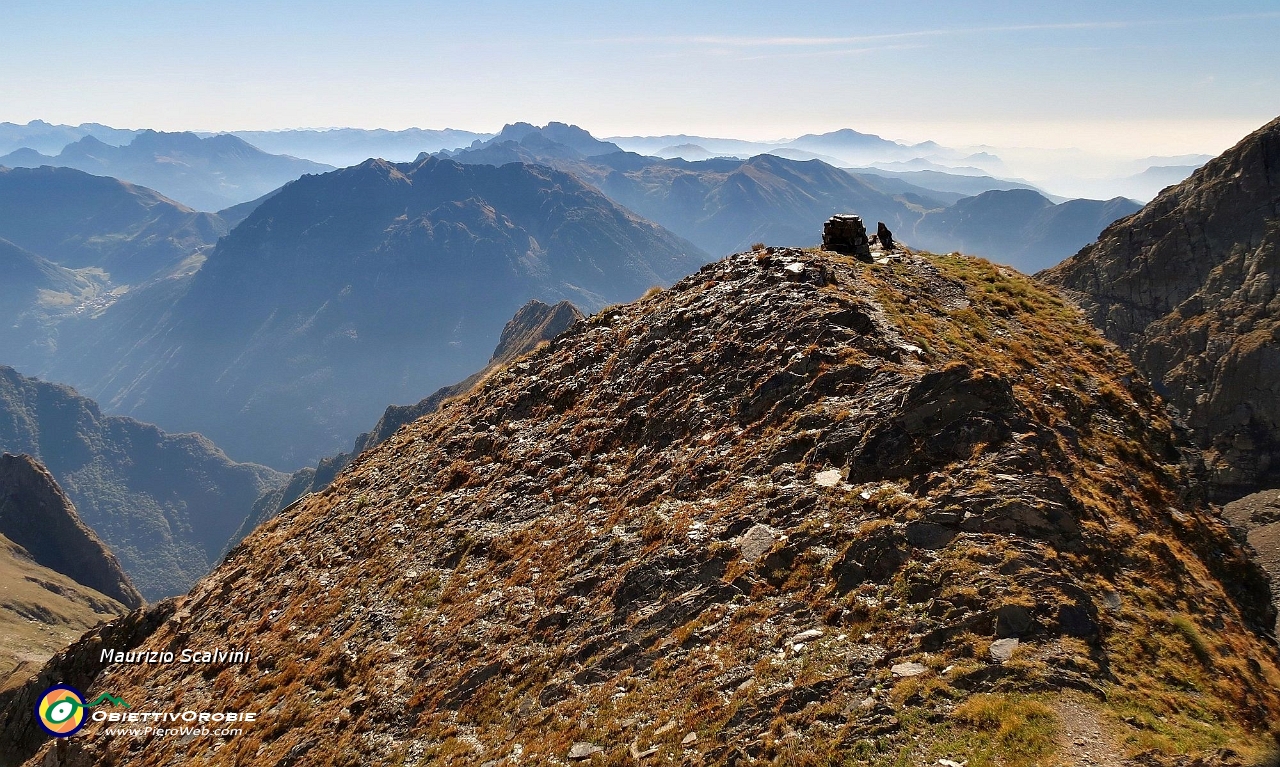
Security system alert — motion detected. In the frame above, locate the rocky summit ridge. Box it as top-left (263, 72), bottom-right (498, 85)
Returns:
top-left (16, 248), bottom-right (1280, 765)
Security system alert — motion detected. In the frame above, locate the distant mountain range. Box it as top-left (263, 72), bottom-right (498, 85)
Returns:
top-left (851, 167), bottom-right (1054, 200)
top-left (446, 123), bottom-right (1136, 265)
top-left (445, 127), bottom-right (939, 256)
top-left (465, 121), bottom-right (622, 157)
top-left (0, 367), bottom-right (284, 599)
top-left (0, 131), bottom-right (331, 211)
top-left (43, 155), bottom-right (706, 468)
top-left (912, 189), bottom-right (1141, 273)
top-left (1103, 164), bottom-right (1205, 202)
top-left (0, 120), bottom-right (138, 156)
top-left (0, 120), bottom-right (492, 169)
top-left (607, 127), bottom-right (943, 167)
top-left (580, 153), bottom-right (930, 257)
top-left (0, 166), bottom-right (230, 373)
top-left (1, 119), bottom-right (1211, 203)
top-left (222, 127), bottom-right (491, 168)
top-left (0, 165), bottom-right (224, 281)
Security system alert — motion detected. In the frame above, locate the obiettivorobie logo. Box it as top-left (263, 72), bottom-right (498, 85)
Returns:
top-left (35, 684), bottom-right (258, 740)
top-left (35, 685), bottom-right (130, 738)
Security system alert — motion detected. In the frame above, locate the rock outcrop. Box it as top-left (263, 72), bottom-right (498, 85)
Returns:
top-left (0, 454), bottom-right (141, 609)
top-left (16, 248), bottom-right (1280, 765)
top-left (1224, 489), bottom-right (1280, 637)
top-left (876, 221), bottom-right (895, 250)
top-left (1041, 115), bottom-right (1280, 500)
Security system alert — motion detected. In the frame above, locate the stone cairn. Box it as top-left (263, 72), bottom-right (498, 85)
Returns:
top-left (822, 214), bottom-right (872, 261)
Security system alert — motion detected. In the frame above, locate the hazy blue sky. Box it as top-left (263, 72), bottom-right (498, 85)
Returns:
top-left (2, 0), bottom-right (1278, 154)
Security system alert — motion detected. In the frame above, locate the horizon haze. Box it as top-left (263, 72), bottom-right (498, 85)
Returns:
top-left (1, 1), bottom-right (1277, 157)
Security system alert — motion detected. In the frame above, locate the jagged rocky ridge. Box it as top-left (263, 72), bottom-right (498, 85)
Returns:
top-left (0, 454), bottom-right (140, 609)
top-left (0, 454), bottom-right (138, 689)
top-left (235, 299), bottom-right (584, 546)
top-left (1041, 115), bottom-right (1280, 500)
top-left (19, 248), bottom-right (1280, 766)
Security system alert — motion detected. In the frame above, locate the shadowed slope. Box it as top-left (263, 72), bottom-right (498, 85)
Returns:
top-left (1042, 115), bottom-right (1280, 499)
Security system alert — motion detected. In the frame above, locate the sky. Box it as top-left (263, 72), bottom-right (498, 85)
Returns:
top-left (2, 0), bottom-right (1278, 157)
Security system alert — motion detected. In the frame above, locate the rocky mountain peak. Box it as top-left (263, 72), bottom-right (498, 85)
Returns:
top-left (489, 299), bottom-right (584, 365)
top-left (1041, 114), bottom-right (1280, 499)
top-left (19, 247), bottom-right (1280, 765)
top-left (0, 454), bottom-right (141, 609)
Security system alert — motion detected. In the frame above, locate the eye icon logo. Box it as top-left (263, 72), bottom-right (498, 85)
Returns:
top-left (36, 685), bottom-right (87, 737)
top-left (35, 685), bottom-right (129, 737)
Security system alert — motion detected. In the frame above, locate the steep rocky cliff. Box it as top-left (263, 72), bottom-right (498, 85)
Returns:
top-left (0, 453), bottom-right (138, 690)
top-left (0, 454), bottom-right (140, 609)
top-left (1224, 489), bottom-right (1280, 638)
top-left (16, 248), bottom-right (1280, 766)
top-left (1041, 116), bottom-right (1280, 500)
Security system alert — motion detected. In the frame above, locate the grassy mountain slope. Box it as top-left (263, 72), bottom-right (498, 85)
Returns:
top-left (0, 534), bottom-right (128, 690)
top-left (18, 247), bottom-right (1280, 766)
